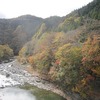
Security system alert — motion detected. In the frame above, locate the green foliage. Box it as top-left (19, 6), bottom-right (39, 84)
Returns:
top-left (82, 35), bottom-right (100, 75)
top-left (52, 44), bottom-right (82, 88)
top-left (55, 44), bottom-right (82, 66)
top-left (33, 23), bottom-right (47, 39)
top-left (35, 49), bottom-right (53, 74)
top-left (58, 16), bottom-right (83, 32)
top-left (76, 35), bottom-right (100, 98)
top-left (0, 15), bottom-right (43, 55)
top-left (78, 0), bottom-right (100, 20)
top-left (17, 0), bottom-right (100, 99)
top-left (0, 45), bottom-right (13, 61)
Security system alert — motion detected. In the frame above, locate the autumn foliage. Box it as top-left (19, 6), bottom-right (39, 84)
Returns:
top-left (17, 0), bottom-right (100, 99)
top-left (0, 45), bottom-right (13, 61)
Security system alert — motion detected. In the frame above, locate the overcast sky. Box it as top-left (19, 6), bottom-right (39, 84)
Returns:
top-left (0, 0), bottom-right (93, 18)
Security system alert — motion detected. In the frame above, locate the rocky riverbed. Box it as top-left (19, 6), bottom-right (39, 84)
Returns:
top-left (0, 59), bottom-right (71, 100)
top-left (0, 60), bottom-right (56, 89)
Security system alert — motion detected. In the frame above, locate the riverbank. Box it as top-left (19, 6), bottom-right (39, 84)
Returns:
top-left (25, 65), bottom-right (71, 100)
top-left (0, 59), bottom-right (72, 100)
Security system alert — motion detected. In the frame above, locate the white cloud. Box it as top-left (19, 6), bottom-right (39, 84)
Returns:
top-left (0, 12), bottom-right (6, 18)
top-left (0, 0), bottom-right (93, 18)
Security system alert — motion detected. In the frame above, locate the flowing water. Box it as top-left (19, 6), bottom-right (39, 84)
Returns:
top-left (0, 87), bottom-right (36, 100)
top-left (0, 60), bottom-right (66, 100)
top-left (0, 85), bottom-right (66, 100)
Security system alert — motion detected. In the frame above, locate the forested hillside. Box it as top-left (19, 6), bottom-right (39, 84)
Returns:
top-left (18, 0), bottom-right (100, 99)
top-left (0, 0), bottom-right (100, 99)
top-left (0, 45), bottom-right (13, 62)
top-left (0, 15), bottom-right (64, 55)
top-left (0, 15), bottom-right (43, 54)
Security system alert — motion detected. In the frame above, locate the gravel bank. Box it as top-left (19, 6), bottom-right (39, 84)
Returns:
top-left (0, 59), bottom-right (71, 100)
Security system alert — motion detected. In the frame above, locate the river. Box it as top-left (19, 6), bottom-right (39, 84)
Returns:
top-left (0, 60), bottom-right (66, 100)
top-left (0, 86), bottom-right (66, 100)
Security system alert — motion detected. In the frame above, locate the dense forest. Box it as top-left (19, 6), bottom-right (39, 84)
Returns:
top-left (0, 0), bottom-right (100, 99)
top-left (0, 45), bottom-right (13, 62)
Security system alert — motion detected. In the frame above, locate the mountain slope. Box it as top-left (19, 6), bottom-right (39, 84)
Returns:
top-left (0, 15), bottom-right (43, 54)
top-left (78, 0), bottom-right (100, 19)
top-left (18, 0), bottom-right (100, 100)
top-left (0, 15), bottom-right (64, 54)
top-left (58, 0), bottom-right (100, 32)
top-left (0, 0), bottom-right (100, 99)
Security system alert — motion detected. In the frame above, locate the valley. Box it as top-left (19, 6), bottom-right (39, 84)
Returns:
top-left (0, 0), bottom-right (100, 100)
